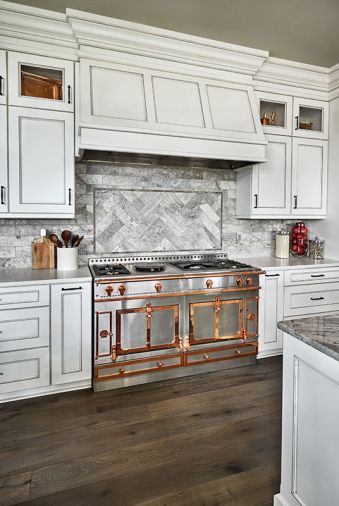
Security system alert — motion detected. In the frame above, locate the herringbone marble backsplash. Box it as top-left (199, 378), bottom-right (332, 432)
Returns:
top-left (0, 159), bottom-right (303, 268)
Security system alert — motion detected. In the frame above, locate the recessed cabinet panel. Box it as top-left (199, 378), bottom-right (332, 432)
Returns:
top-left (8, 52), bottom-right (73, 112)
top-left (152, 76), bottom-right (204, 127)
top-left (252, 135), bottom-right (291, 215)
top-left (293, 97), bottom-right (328, 139)
top-left (0, 50), bottom-right (6, 105)
top-left (292, 138), bottom-right (327, 216)
top-left (258, 272), bottom-right (284, 355)
top-left (0, 347), bottom-right (50, 394)
top-left (207, 85), bottom-right (255, 133)
top-left (90, 66), bottom-right (147, 122)
top-left (0, 106), bottom-right (8, 213)
top-left (8, 107), bottom-right (74, 216)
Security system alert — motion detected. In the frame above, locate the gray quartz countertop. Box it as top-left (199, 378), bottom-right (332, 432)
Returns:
top-left (0, 266), bottom-right (91, 286)
top-left (236, 256), bottom-right (339, 270)
top-left (278, 314), bottom-right (339, 363)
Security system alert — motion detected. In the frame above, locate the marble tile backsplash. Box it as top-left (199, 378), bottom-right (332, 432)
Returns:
top-left (0, 161), bottom-right (302, 268)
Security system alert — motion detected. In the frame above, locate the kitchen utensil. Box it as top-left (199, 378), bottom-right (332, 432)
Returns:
top-left (49, 233), bottom-right (63, 248)
top-left (61, 230), bottom-right (72, 248)
top-left (275, 231), bottom-right (290, 258)
top-left (73, 235), bottom-right (84, 248)
top-left (71, 234), bottom-right (79, 247)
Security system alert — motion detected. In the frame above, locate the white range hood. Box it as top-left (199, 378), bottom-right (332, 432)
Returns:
top-left (69, 10), bottom-right (268, 166)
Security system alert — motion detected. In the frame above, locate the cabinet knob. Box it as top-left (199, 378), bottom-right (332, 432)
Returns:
top-left (206, 279), bottom-right (213, 289)
top-left (118, 285), bottom-right (126, 296)
top-left (155, 282), bottom-right (163, 293)
top-left (105, 286), bottom-right (113, 296)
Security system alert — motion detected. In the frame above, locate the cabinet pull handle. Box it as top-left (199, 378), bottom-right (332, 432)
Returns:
top-left (62, 287), bottom-right (82, 291)
top-left (68, 188), bottom-right (72, 206)
top-left (67, 85), bottom-right (72, 104)
top-left (293, 195), bottom-right (298, 209)
top-left (265, 273), bottom-right (280, 277)
top-left (311, 274), bottom-right (325, 278)
top-left (0, 186), bottom-right (5, 205)
top-left (295, 116), bottom-right (299, 130)
top-left (0, 372), bottom-right (4, 375)
top-left (310, 296), bottom-right (324, 301)
top-left (0, 76), bottom-right (3, 96)
top-left (254, 194), bottom-right (258, 209)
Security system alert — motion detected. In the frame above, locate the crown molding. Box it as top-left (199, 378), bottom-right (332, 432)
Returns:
top-left (329, 63), bottom-right (339, 100)
top-left (66, 9), bottom-right (268, 78)
top-left (0, 0), bottom-right (77, 59)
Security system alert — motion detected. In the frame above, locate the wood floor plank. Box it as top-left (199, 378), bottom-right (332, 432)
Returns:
top-left (0, 357), bottom-right (282, 506)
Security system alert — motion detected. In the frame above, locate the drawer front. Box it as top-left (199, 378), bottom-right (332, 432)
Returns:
top-left (0, 307), bottom-right (50, 352)
top-left (0, 347), bottom-right (50, 394)
top-left (0, 285), bottom-right (49, 309)
top-left (95, 353), bottom-right (182, 381)
top-left (95, 278), bottom-right (182, 299)
top-left (284, 283), bottom-right (339, 316)
top-left (285, 268), bottom-right (339, 286)
top-left (185, 344), bottom-right (257, 365)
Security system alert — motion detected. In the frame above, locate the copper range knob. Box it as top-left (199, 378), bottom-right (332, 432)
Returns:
top-left (246, 276), bottom-right (253, 287)
top-left (155, 282), bottom-right (163, 293)
top-left (118, 284), bottom-right (126, 296)
top-left (236, 276), bottom-right (243, 287)
top-left (105, 286), bottom-right (113, 296)
top-left (206, 279), bottom-right (213, 289)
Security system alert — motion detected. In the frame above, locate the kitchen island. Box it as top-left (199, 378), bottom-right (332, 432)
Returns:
top-left (274, 314), bottom-right (339, 506)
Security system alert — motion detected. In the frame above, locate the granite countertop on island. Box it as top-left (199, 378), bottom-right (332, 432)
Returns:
top-left (278, 314), bottom-right (339, 363)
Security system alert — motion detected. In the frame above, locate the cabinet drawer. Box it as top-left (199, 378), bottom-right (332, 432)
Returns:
top-left (0, 307), bottom-right (49, 352)
top-left (0, 347), bottom-right (50, 395)
top-left (285, 268), bottom-right (339, 286)
top-left (284, 283), bottom-right (339, 316)
top-left (0, 285), bottom-right (49, 309)
top-left (95, 353), bottom-right (182, 381)
top-left (185, 343), bottom-right (257, 365)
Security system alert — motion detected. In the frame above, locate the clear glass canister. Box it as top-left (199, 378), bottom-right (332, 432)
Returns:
top-left (308, 238), bottom-right (325, 259)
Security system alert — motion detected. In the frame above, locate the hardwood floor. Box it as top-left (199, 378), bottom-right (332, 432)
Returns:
top-left (0, 357), bottom-right (282, 506)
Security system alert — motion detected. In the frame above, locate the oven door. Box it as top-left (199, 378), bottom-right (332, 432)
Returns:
top-left (95, 295), bottom-right (184, 364)
top-left (187, 291), bottom-right (258, 348)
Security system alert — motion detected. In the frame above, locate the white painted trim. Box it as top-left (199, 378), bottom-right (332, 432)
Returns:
top-left (0, 379), bottom-right (92, 403)
top-left (274, 494), bottom-right (291, 506)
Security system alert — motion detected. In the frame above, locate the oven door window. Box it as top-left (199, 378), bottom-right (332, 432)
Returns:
top-left (189, 298), bottom-right (243, 344)
top-left (116, 303), bottom-right (180, 355)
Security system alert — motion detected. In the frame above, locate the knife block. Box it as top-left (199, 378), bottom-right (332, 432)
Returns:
top-left (32, 239), bottom-right (56, 269)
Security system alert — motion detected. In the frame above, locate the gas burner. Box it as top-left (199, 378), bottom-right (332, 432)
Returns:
top-left (92, 264), bottom-right (131, 277)
top-left (134, 263), bottom-right (166, 273)
top-left (171, 259), bottom-right (255, 271)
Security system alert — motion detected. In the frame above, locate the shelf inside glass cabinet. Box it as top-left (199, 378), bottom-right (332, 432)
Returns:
top-left (20, 65), bottom-right (63, 101)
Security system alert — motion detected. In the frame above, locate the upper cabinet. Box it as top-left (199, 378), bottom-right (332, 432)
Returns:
top-left (8, 52), bottom-right (74, 112)
top-left (0, 50), bottom-right (6, 105)
top-left (257, 92), bottom-right (328, 140)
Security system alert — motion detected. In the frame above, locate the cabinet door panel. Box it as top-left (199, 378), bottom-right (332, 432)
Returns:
top-left (252, 135), bottom-right (291, 215)
top-left (0, 50), bottom-right (6, 105)
top-left (292, 138), bottom-right (327, 216)
top-left (293, 97), bottom-right (328, 139)
top-left (8, 107), bottom-right (74, 216)
top-left (256, 91), bottom-right (293, 136)
top-left (51, 283), bottom-right (91, 385)
top-left (0, 106), bottom-right (8, 213)
top-left (258, 272), bottom-right (284, 354)
top-left (8, 52), bottom-right (73, 112)
top-left (0, 307), bottom-right (49, 352)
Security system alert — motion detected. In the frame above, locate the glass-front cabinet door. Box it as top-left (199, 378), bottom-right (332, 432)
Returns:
top-left (8, 52), bottom-right (74, 112)
top-left (257, 91), bottom-right (292, 136)
top-left (293, 97), bottom-right (328, 139)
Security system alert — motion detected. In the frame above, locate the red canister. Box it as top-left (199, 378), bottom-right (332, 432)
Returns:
top-left (290, 222), bottom-right (308, 256)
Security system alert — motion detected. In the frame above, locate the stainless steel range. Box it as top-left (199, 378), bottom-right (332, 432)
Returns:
top-left (89, 254), bottom-right (264, 390)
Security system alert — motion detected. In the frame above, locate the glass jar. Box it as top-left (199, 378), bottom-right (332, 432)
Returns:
top-left (290, 222), bottom-right (308, 256)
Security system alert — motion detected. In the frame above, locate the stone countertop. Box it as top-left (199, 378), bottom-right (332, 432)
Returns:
top-left (278, 314), bottom-right (339, 363)
top-left (235, 256), bottom-right (339, 270)
top-left (0, 266), bottom-right (91, 286)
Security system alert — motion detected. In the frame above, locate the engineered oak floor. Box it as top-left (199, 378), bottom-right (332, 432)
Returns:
top-left (0, 357), bottom-right (282, 506)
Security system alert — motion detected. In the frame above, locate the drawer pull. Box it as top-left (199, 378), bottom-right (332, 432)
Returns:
top-left (0, 372), bottom-right (4, 375)
top-left (62, 287), bottom-right (82, 291)
top-left (265, 274), bottom-right (280, 277)
top-left (311, 274), bottom-right (325, 278)
top-left (310, 297), bottom-right (325, 301)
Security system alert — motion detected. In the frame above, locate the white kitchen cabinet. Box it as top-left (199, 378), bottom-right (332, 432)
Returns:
top-left (51, 282), bottom-right (92, 385)
top-left (8, 106), bottom-right (74, 217)
top-left (258, 270), bottom-right (284, 357)
top-left (257, 91), bottom-right (293, 136)
top-left (0, 50), bottom-right (6, 105)
top-left (291, 138), bottom-right (328, 216)
top-left (0, 106), bottom-right (8, 213)
top-left (293, 96), bottom-right (328, 140)
top-left (8, 52), bottom-right (74, 112)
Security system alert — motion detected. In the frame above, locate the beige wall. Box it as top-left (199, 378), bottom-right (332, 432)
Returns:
top-left (5, 0), bottom-right (339, 67)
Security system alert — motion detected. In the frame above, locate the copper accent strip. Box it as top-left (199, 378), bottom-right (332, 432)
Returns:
top-left (246, 296), bottom-right (259, 337)
top-left (146, 303), bottom-right (152, 348)
top-left (95, 285), bottom-right (261, 303)
top-left (95, 310), bottom-right (113, 359)
top-left (215, 297), bottom-right (221, 339)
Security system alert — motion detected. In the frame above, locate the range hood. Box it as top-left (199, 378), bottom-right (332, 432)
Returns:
top-left (70, 10), bottom-right (267, 167)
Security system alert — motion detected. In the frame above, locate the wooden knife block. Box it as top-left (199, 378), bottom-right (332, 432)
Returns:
top-left (32, 239), bottom-right (56, 269)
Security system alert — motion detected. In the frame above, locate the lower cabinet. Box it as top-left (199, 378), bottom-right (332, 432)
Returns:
top-left (51, 282), bottom-right (92, 385)
top-left (0, 347), bottom-right (50, 394)
top-left (258, 270), bottom-right (284, 357)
